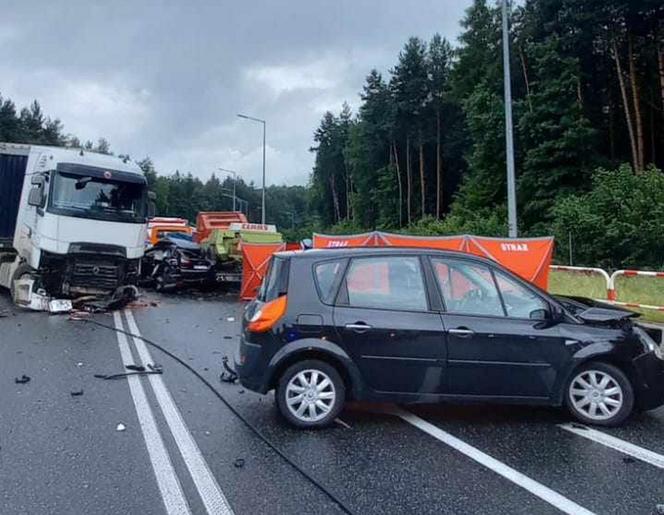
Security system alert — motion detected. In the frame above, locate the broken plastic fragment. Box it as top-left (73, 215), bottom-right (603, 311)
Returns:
top-left (233, 458), bottom-right (245, 468)
top-left (14, 375), bottom-right (30, 384)
top-left (116, 423), bottom-right (126, 432)
top-left (70, 390), bottom-right (84, 397)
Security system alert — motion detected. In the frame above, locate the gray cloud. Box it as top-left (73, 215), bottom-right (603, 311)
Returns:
top-left (0, 0), bottom-right (471, 186)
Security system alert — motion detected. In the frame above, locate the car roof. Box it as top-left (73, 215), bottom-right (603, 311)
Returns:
top-left (275, 246), bottom-right (496, 265)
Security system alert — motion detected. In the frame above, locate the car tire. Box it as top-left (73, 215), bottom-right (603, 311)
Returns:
top-left (276, 359), bottom-right (345, 429)
top-left (566, 361), bottom-right (634, 427)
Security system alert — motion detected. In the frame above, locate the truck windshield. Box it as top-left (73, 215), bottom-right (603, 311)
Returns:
top-left (50, 171), bottom-right (147, 223)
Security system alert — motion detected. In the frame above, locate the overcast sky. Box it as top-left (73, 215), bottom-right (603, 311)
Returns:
top-left (0, 0), bottom-right (472, 186)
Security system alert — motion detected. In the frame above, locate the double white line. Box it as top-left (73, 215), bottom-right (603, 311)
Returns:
top-left (113, 310), bottom-right (233, 515)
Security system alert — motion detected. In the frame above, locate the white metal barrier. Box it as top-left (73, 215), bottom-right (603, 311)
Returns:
top-left (550, 265), bottom-right (664, 312)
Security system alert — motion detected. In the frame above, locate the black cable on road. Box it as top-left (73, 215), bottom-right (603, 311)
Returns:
top-left (80, 318), bottom-right (354, 515)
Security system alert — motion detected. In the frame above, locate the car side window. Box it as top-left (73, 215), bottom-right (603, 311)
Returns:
top-left (494, 271), bottom-right (548, 319)
top-left (344, 256), bottom-right (428, 311)
top-left (432, 258), bottom-right (504, 317)
top-left (314, 260), bottom-right (344, 303)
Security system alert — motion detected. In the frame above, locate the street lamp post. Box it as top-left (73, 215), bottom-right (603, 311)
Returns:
top-left (237, 113), bottom-right (266, 224)
top-left (218, 167), bottom-right (239, 211)
top-left (502, 0), bottom-right (518, 237)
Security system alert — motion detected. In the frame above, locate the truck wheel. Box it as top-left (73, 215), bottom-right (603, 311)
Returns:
top-left (10, 263), bottom-right (36, 301)
top-left (276, 360), bottom-right (345, 429)
top-left (566, 362), bottom-right (634, 427)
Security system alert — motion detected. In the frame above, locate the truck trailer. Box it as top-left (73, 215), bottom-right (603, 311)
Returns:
top-left (0, 142), bottom-right (153, 309)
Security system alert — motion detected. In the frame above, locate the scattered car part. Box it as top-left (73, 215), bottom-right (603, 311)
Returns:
top-left (14, 374), bottom-right (30, 384)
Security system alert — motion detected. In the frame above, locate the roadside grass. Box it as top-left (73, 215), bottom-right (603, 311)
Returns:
top-left (549, 270), bottom-right (664, 324)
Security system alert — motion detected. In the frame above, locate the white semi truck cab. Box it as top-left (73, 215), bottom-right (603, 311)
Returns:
top-left (0, 143), bottom-right (153, 308)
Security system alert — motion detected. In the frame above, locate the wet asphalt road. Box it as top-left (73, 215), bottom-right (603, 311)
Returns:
top-left (1, 290), bottom-right (664, 515)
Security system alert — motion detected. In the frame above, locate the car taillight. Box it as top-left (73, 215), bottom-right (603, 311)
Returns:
top-left (247, 295), bottom-right (287, 333)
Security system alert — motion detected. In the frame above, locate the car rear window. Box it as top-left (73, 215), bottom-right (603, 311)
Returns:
top-left (258, 256), bottom-right (289, 302)
top-left (343, 256), bottom-right (428, 311)
top-left (314, 260), bottom-right (344, 303)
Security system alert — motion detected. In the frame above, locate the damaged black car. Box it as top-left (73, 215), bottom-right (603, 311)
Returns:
top-left (237, 248), bottom-right (664, 429)
top-left (141, 236), bottom-right (214, 291)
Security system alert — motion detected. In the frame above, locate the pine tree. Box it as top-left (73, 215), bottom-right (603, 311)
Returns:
top-left (518, 36), bottom-right (598, 233)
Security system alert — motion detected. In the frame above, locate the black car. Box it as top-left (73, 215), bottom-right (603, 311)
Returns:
top-left (141, 236), bottom-right (214, 290)
top-left (236, 248), bottom-right (664, 429)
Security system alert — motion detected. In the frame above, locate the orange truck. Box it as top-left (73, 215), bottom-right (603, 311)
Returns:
top-left (195, 211), bottom-right (248, 243)
top-left (146, 217), bottom-right (194, 246)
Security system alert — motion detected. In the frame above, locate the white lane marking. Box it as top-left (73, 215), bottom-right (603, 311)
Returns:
top-left (112, 312), bottom-right (191, 515)
top-left (559, 423), bottom-right (664, 470)
top-left (124, 310), bottom-right (234, 515)
top-left (396, 409), bottom-right (595, 515)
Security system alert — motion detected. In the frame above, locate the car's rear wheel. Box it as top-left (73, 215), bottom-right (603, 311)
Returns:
top-left (276, 360), bottom-right (345, 429)
top-left (566, 362), bottom-right (634, 426)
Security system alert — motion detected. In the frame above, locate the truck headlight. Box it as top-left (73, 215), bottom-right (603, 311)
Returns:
top-left (635, 326), bottom-right (664, 360)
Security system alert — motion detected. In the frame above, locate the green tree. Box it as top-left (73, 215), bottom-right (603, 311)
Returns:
top-left (517, 36), bottom-right (599, 233)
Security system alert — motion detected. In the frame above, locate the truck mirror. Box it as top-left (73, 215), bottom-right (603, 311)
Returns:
top-left (31, 175), bottom-right (45, 186)
top-left (28, 182), bottom-right (46, 207)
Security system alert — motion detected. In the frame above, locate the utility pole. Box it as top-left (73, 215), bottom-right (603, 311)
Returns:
top-left (218, 167), bottom-right (239, 211)
top-left (237, 113), bottom-right (267, 224)
top-left (502, 0), bottom-right (518, 237)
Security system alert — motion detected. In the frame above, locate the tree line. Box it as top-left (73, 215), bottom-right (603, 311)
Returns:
top-left (310, 0), bottom-right (664, 268)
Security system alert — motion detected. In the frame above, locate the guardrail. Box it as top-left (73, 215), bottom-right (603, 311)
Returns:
top-left (549, 265), bottom-right (612, 299)
top-left (550, 265), bottom-right (664, 312)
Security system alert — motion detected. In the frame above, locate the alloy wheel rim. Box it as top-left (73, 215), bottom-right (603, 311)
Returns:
top-left (285, 369), bottom-right (336, 422)
top-left (569, 370), bottom-right (623, 421)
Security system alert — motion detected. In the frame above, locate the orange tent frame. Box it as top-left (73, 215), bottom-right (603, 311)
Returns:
top-left (313, 231), bottom-right (554, 290)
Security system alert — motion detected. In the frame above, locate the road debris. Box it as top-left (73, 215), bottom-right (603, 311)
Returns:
top-left (125, 364), bottom-right (146, 372)
top-left (48, 299), bottom-right (73, 313)
top-left (233, 458), bottom-right (245, 468)
top-left (95, 365), bottom-right (163, 380)
top-left (70, 389), bottom-right (84, 397)
top-left (116, 423), bottom-right (126, 432)
top-left (656, 504), bottom-right (664, 515)
top-left (226, 316), bottom-right (235, 322)
top-left (14, 375), bottom-right (30, 384)
top-left (219, 356), bottom-right (238, 383)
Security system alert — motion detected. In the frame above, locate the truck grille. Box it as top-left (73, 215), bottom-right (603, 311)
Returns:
top-left (71, 262), bottom-right (120, 289)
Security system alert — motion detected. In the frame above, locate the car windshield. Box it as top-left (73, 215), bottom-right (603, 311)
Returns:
top-left (50, 171), bottom-right (147, 223)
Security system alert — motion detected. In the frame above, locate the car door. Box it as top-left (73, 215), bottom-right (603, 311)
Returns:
top-left (333, 255), bottom-right (446, 395)
top-left (431, 257), bottom-right (571, 400)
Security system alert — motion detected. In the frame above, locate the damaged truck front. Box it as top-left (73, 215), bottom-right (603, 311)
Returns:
top-left (0, 143), bottom-right (154, 309)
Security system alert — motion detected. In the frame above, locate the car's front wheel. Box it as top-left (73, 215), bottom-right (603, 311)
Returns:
top-left (566, 362), bottom-right (634, 426)
top-left (276, 360), bottom-right (345, 429)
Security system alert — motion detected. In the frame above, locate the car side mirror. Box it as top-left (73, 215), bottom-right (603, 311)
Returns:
top-left (529, 308), bottom-right (549, 321)
top-left (532, 306), bottom-right (563, 329)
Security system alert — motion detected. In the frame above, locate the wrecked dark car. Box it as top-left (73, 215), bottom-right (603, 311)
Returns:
top-left (237, 248), bottom-right (664, 429)
top-left (141, 236), bottom-right (214, 291)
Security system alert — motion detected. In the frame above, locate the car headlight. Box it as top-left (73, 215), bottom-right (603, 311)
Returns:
top-left (635, 326), bottom-right (664, 360)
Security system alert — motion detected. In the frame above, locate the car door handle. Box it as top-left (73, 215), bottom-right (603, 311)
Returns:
top-left (345, 323), bottom-right (372, 333)
top-left (449, 328), bottom-right (475, 337)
